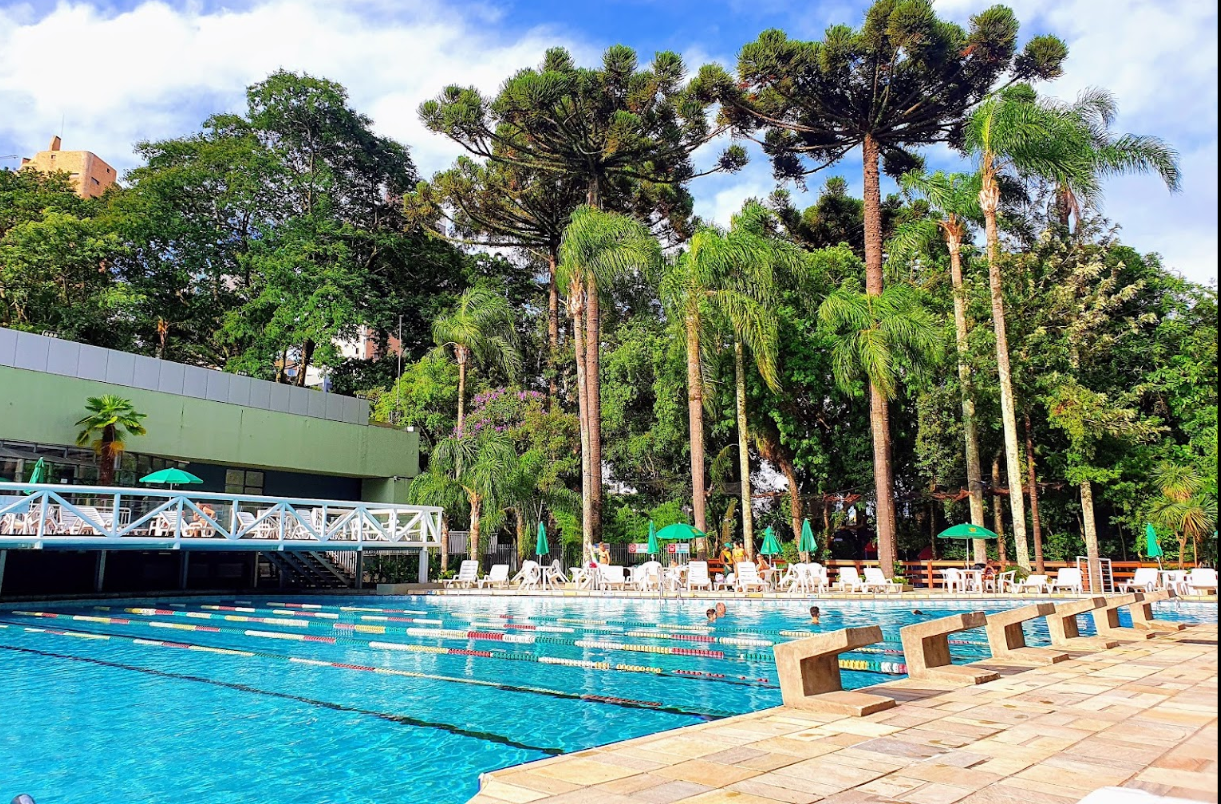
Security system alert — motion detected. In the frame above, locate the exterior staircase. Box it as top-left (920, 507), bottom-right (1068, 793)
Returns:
top-left (264, 551), bottom-right (355, 589)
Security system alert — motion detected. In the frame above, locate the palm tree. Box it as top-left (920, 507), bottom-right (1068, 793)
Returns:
top-left (963, 86), bottom-right (1095, 571)
top-left (558, 206), bottom-right (660, 555)
top-left (432, 287), bottom-right (519, 434)
top-left (412, 433), bottom-right (517, 562)
top-left (1148, 464), bottom-right (1217, 569)
top-left (75, 396), bottom-right (148, 486)
top-left (1049, 88), bottom-right (1181, 230)
top-left (893, 171), bottom-right (989, 564)
top-left (818, 280), bottom-right (939, 575)
top-left (659, 203), bottom-right (790, 551)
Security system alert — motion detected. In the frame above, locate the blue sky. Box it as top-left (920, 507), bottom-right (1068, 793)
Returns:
top-left (1, 0), bottom-right (1216, 285)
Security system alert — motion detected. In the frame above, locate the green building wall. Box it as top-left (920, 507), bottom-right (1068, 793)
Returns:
top-left (0, 366), bottom-right (419, 501)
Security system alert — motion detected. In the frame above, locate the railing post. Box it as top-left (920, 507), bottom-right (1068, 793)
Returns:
top-left (37, 492), bottom-right (48, 542)
top-left (112, 492), bottom-right (121, 539)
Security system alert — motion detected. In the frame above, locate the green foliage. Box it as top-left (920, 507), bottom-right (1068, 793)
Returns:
top-left (74, 395), bottom-right (149, 486)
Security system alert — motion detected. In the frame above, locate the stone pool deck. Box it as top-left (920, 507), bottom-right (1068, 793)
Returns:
top-left (467, 624), bottom-right (1218, 804)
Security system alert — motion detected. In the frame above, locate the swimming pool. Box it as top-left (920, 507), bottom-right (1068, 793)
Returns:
top-left (1, 595), bottom-right (1212, 803)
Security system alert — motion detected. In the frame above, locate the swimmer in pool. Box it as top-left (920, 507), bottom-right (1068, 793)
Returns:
top-left (809, 606), bottom-right (821, 624)
top-left (715, 602), bottom-right (728, 618)
top-left (706, 608), bottom-right (718, 623)
top-left (912, 609), bottom-right (925, 616)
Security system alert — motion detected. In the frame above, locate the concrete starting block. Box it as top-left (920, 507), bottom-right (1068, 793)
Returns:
top-left (1091, 594), bottom-right (1157, 641)
top-left (773, 626), bottom-right (897, 717)
top-left (982, 603), bottom-right (1069, 665)
top-left (900, 612), bottom-right (999, 685)
top-left (1127, 589), bottom-right (1188, 632)
top-left (1046, 597), bottom-right (1121, 650)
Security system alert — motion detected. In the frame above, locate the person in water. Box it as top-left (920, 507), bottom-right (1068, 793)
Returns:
top-left (705, 608), bottom-right (718, 623)
top-left (912, 609), bottom-right (925, 616)
top-left (809, 606), bottom-right (821, 624)
top-left (715, 602), bottom-right (728, 619)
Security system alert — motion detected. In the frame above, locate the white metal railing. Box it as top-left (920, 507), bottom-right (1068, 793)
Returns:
top-left (0, 482), bottom-right (442, 551)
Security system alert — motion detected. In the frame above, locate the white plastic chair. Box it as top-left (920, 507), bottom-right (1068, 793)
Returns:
top-left (990, 570), bottom-right (1017, 593)
top-left (734, 562), bottom-right (768, 592)
top-left (479, 564), bottom-right (510, 588)
top-left (634, 561), bottom-right (662, 591)
top-left (513, 560), bottom-right (541, 590)
top-left (863, 567), bottom-right (900, 594)
top-left (443, 560), bottom-right (480, 589)
top-left (836, 567), bottom-right (866, 592)
top-left (1118, 567), bottom-right (1160, 593)
top-left (686, 561), bottom-right (713, 592)
top-left (1052, 568), bottom-right (1084, 594)
top-left (1187, 567), bottom-right (1218, 595)
top-left (544, 560), bottom-right (568, 587)
top-left (942, 568), bottom-right (968, 594)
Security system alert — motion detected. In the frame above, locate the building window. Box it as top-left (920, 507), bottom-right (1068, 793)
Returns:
top-left (225, 469), bottom-right (263, 496)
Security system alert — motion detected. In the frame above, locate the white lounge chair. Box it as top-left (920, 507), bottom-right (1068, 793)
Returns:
top-left (598, 564), bottom-right (627, 590)
top-left (863, 567), bottom-right (901, 594)
top-left (479, 564), bottom-right (510, 589)
top-left (734, 562), bottom-right (768, 592)
top-left (686, 561), bottom-right (713, 592)
top-left (836, 567), bottom-right (866, 593)
top-left (70, 505), bottom-right (113, 535)
top-left (1187, 567), bottom-right (1218, 595)
top-left (1118, 567), bottom-right (1160, 593)
top-left (443, 560), bottom-right (479, 589)
top-left (633, 561), bottom-right (662, 591)
top-left (1052, 568), bottom-right (1084, 594)
top-left (1016, 573), bottom-right (1050, 594)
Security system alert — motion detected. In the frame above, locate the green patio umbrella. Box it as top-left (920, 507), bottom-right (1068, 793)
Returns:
top-left (937, 523), bottom-right (999, 540)
top-left (535, 521), bottom-right (549, 558)
top-left (25, 458), bottom-right (47, 494)
top-left (654, 523), bottom-right (705, 541)
top-left (646, 520), bottom-right (660, 557)
top-left (140, 467), bottom-right (203, 491)
top-left (798, 518), bottom-right (817, 557)
top-left (1144, 523), bottom-right (1163, 568)
top-left (760, 526), bottom-right (783, 556)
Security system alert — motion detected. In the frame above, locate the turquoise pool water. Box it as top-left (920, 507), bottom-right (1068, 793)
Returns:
top-left (0, 595), bottom-right (1212, 804)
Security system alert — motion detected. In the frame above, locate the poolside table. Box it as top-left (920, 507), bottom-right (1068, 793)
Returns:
top-left (961, 569), bottom-right (984, 592)
top-left (1159, 570), bottom-right (1189, 595)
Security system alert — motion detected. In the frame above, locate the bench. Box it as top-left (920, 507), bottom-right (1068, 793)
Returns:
top-left (1126, 589), bottom-right (1188, 633)
top-left (899, 612), bottom-right (998, 685)
top-left (981, 603), bottom-right (1069, 665)
top-left (1046, 597), bottom-right (1120, 650)
top-left (772, 626), bottom-right (897, 717)
top-left (1090, 593), bottom-right (1157, 641)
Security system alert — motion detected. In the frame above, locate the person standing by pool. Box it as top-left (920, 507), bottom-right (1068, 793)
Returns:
top-left (732, 541), bottom-right (747, 565)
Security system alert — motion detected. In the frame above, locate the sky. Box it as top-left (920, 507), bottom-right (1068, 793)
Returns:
top-left (1, 0), bottom-right (1216, 286)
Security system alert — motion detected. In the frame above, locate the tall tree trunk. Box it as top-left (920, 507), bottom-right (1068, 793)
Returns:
top-left (821, 496), bottom-right (831, 557)
top-left (685, 311), bottom-right (708, 544)
top-left (780, 458), bottom-right (802, 544)
top-left (946, 229), bottom-right (988, 565)
top-left (585, 276), bottom-right (603, 543)
top-left (992, 455), bottom-right (1007, 566)
top-left (1024, 410), bottom-right (1045, 572)
top-left (468, 496), bottom-right (482, 562)
top-left (456, 347), bottom-right (468, 434)
top-left (547, 248), bottom-right (560, 408)
top-left (929, 501), bottom-right (938, 559)
top-left (733, 341), bottom-right (755, 559)
top-left (980, 167), bottom-right (1031, 570)
top-left (1079, 479), bottom-right (1103, 592)
top-left (295, 339), bottom-right (316, 387)
top-left (861, 132), bottom-right (898, 577)
top-left (99, 424), bottom-right (116, 486)
top-left (570, 288), bottom-right (593, 560)
top-left (440, 515), bottom-right (450, 575)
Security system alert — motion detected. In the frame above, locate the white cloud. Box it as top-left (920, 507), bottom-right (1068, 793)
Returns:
top-left (0, 0), bottom-right (587, 177)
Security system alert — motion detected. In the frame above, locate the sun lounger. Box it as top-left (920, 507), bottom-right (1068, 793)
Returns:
top-left (1016, 574), bottom-right (1051, 594)
top-left (734, 562), bottom-right (768, 592)
top-left (443, 560), bottom-right (479, 589)
top-left (598, 564), bottom-right (627, 590)
top-left (1187, 567), bottom-right (1218, 595)
top-left (478, 564), bottom-right (510, 589)
top-left (836, 567), bottom-right (866, 593)
top-left (863, 567), bottom-right (900, 594)
top-left (1052, 568), bottom-right (1084, 594)
top-left (686, 561), bottom-right (713, 592)
top-left (1118, 567), bottom-right (1160, 593)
